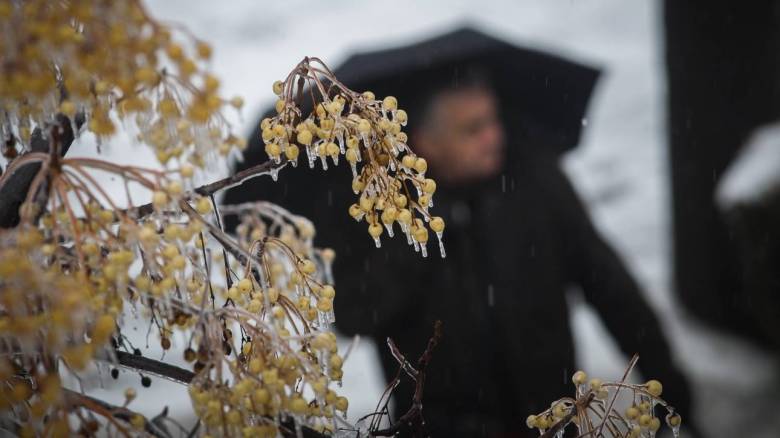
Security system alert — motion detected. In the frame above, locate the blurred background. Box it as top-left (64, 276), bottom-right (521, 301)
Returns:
top-left (77, 0), bottom-right (780, 436)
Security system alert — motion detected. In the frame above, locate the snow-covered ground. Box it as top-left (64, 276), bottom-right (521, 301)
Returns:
top-left (70, 0), bottom-right (780, 436)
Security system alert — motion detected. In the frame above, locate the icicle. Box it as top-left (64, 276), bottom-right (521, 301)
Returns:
top-left (290, 158), bottom-right (298, 168)
top-left (373, 236), bottom-right (381, 248)
top-left (402, 224), bottom-right (413, 245)
top-left (384, 223), bottom-right (394, 237)
top-left (319, 155), bottom-right (328, 170)
top-left (294, 417), bottom-right (304, 438)
top-left (389, 140), bottom-right (399, 156)
top-left (389, 159), bottom-right (396, 171)
top-left (672, 425), bottom-right (680, 438)
top-left (306, 146), bottom-right (316, 169)
top-left (436, 231), bottom-right (446, 258)
top-left (332, 154), bottom-right (339, 166)
top-left (350, 162), bottom-right (358, 179)
top-left (420, 242), bottom-right (428, 257)
top-left (270, 168), bottom-right (279, 181)
top-left (413, 240), bottom-right (420, 252)
top-left (337, 132), bottom-right (346, 154)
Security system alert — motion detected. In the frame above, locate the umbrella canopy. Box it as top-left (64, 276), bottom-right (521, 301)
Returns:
top-left (331, 26), bottom-right (601, 155)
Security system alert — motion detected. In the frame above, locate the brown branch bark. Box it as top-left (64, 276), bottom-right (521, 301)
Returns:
top-left (371, 320), bottom-right (442, 437)
top-left (64, 388), bottom-right (172, 438)
top-left (126, 159), bottom-right (287, 221)
top-left (115, 350), bottom-right (195, 384)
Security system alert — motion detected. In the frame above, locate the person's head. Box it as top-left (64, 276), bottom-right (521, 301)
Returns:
top-left (411, 76), bottom-right (505, 185)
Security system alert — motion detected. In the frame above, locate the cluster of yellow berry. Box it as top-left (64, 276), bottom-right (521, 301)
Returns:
top-left (526, 369), bottom-right (682, 438)
top-left (0, 244), bottom-right (118, 437)
top-left (261, 57), bottom-right (446, 257)
top-left (171, 201), bottom-right (350, 435)
top-left (0, 0), bottom-right (245, 168)
top-left (1, 2), bottom-right (356, 436)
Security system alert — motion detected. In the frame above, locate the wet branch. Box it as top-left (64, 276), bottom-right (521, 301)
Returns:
top-left (64, 388), bottom-right (172, 438)
top-left (372, 320), bottom-right (442, 437)
top-left (127, 159), bottom-right (287, 220)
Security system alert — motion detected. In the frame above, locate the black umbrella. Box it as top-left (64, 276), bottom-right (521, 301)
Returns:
top-left (331, 26), bottom-right (601, 155)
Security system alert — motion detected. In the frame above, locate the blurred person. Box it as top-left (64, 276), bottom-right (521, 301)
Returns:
top-left (225, 28), bottom-right (696, 437)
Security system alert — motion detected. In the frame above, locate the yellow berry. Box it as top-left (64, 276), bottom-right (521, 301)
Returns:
top-left (368, 223), bottom-right (383, 238)
top-left (265, 142), bottom-right (281, 158)
top-left (422, 178), bottom-right (437, 194)
top-left (429, 217), bottom-right (445, 233)
top-left (334, 396), bottom-right (348, 412)
top-left (196, 41), bottom-right (212, 59)
top-left (321, 285), bottom-right (336, 298)
top-left (645, 379), bottom-right (663, 397)
top-left (59, 100), bottom-right (76, 117)
top-left (285, 144), bottom-right (299, 160)
top-left (297, 129), bottom-right (313, 145)
top-left (195, 197), bottom-right (212, 215)
top-left (290, 397), bottom-right (308, 414)
top-left (152, 191), bottom-right (168, 208)
top-left (395, 109), bottom-right (408, 124)
top-left (346, 148), bottom-right (359, 163)
top-left (413, 226), bottom-right (428, 243)
top-left (300, 259), bottom-right (316, 274)
top-left (272, 80), bottom-right (284, 95)
top-left (414, 157), bottom-right (428, 173)
top-left (572, 370), bottom-right (587, 385)
top-left (382, 96), bottom-right (398, 111)
top-left (237, 278), bottom-right (252, 294)
top-left (230, 96), bottom-right (244, 109)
